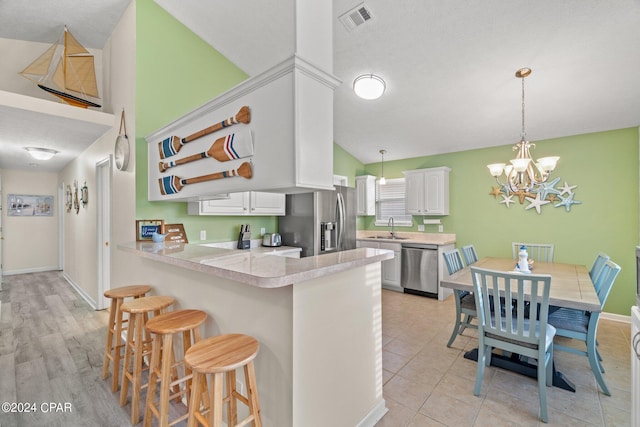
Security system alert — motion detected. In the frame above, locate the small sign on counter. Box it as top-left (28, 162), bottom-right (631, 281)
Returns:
top-left (163, 223), bottom-right (188, 243)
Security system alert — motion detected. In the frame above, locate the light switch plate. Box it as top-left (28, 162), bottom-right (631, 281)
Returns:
top-left (200, 230), bottom-right (206, 240)
top-left (418, 225), bottom-right (425, 231)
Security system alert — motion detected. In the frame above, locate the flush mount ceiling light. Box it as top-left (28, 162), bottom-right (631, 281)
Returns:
top-left (25, 147), bottom-right (58, 160)
top-left (353, 74), bottom-right (386, 100)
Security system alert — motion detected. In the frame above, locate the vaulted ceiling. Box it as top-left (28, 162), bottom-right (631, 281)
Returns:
top-left (2, 0), bottom-right (639, 171)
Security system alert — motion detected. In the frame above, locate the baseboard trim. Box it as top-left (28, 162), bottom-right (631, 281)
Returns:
top-left (63, 272), bottom-right (98, 310)
top-left (601, 312), bottom-right (630, 324)
top-left (356, 399), bottom-right (388, 427)
top-left (3, 266), bottom-right (59, 275)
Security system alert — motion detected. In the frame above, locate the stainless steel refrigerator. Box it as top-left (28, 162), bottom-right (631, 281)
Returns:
top-left (278, 186), bottom-right (356, 257)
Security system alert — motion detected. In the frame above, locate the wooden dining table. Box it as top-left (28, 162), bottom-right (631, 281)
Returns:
top-left (440, 256), bottom-right (601, 392)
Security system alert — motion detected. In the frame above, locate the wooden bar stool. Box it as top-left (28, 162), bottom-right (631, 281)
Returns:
top-left (143, 309), bottom-right (208, 427)
top-left (102, 284), bottom-right (152, 392)
top-left (185, 333), bottom-right (262, 427)
top-left (120, 295), bottom-right (175, 425)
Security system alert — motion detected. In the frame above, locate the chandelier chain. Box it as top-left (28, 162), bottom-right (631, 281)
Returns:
top-left (521, 74), bottom-right (526, 140)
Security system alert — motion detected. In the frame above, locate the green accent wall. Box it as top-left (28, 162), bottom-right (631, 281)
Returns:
top-left (135, 0), bottom-right (277, 242)
top-left (357, 127), bottom-right (639, 315)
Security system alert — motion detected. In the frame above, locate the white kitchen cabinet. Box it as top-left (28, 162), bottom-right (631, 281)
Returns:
top-left (355, 175), bottom-right (376, 216)
top-left (380, 242), bottom-right (402, 290)
top-left (403, 167), bottom-right (451, 215)
top-left (356, 240), bottom-right (402, 291)
top-left (188, 192), bottom-right (285, 216)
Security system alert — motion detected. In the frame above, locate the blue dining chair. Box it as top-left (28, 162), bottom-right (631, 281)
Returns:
top-left (547, 259), bottom-right (621, 396)
top-left (511, 242), bottom-right (554, 263)
top-left (471, 267), bottom-right (554, 423)
top-left (443, 249), bottom-right (477, 347)
top-left (461, 244), bottom-right (478, 265)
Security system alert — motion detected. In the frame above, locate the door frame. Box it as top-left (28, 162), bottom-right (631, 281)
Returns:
top-left (96, 157), bottom-right (112, 310)
top-left (58, 181), bottom-right (65, 271)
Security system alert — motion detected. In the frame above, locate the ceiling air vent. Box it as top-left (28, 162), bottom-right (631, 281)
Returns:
top-left (339, 3), bottom-right (373, 32)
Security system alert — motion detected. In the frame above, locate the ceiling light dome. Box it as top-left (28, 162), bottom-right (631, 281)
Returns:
top-left (25, 147), bottom-right (58, 160)
top-left (353, 74), bottom-right (386, 100)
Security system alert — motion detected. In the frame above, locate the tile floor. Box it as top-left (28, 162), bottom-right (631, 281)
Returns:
top-left (377, 289), bottom-right (632, 426)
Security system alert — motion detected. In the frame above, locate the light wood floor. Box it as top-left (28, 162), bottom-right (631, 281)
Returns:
top-left (0, 271), bottom-right (633, 426)
top-left (0, 271), bottom-right (187, 427)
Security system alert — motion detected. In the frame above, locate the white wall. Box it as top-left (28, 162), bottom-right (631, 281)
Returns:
top-left (0, 169), bottom-right (59, 274)
top-left (58, 0), bottom-right (136, 303)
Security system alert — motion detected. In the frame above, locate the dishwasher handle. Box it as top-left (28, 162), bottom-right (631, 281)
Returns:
top-left (401, 243), bottom-right (438, 250)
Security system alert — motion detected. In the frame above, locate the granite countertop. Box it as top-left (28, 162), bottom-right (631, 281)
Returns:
top-left (356, 231), bottom-right (456, 246)
top-left (119, 241), bottom-right (393, 288)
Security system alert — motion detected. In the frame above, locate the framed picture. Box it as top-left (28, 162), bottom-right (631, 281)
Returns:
top-left (136, 219), bottom-right (164, 241)
top-left (7, 194), bottom-right (54, 216)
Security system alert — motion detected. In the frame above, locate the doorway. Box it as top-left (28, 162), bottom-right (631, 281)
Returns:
top-left (96, 157), bottom-right (112, 310)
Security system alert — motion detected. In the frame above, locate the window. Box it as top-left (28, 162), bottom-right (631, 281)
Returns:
top-left (375, 178), bottom-right (413, 226)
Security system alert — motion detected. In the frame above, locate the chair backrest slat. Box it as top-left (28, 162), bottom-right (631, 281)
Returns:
top-left (443, 248), bottom-right (465, 275)
top-left (593, 259), bottom-right (621, 306)
top-left (461, 244), bottom-right (479, 265)
top-left (511, 242), bottom-right (555, 263)
top-left (590, 252), bottom-right (610, 291)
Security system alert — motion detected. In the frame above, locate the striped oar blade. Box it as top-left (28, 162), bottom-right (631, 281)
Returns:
top-left (159, 162), bottom-right (253, 196)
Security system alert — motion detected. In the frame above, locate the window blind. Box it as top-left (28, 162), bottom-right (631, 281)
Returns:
top-left (375, 178), bottom-right (412, 225)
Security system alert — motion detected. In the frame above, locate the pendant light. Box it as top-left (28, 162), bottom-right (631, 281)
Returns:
top-left (379, 149), bottom-right (386, 185)
top-left (487, 67), bottom-right (559, 196)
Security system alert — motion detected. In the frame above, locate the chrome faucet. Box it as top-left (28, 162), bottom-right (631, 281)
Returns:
top-left (388, 217), bottom-right (395, 238)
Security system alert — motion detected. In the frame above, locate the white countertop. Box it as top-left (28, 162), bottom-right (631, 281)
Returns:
top-left (357, 231), bottom-right (456, 246)
top-left (119, 241), bottom-right (393, 288)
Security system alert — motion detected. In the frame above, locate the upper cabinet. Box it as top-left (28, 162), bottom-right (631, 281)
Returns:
top-left (355, 175), bottom-right (376, 216)
top-left (188, 192), bottom-right (285, 216)
top-left (403, 167), bottom-right (451, 215)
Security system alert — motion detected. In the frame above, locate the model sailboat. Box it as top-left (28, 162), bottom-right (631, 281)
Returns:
top-left (19, 26), bottom-right (101, 108)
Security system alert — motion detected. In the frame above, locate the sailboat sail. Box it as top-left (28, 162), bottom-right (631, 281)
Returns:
top-left (20, 42), bottom-right (58, 81)
top-left (19, 26), bottom-right (101, 108)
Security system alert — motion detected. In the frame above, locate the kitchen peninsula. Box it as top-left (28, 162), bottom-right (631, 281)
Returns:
top-left (119, 241), bottom-right (393, 427)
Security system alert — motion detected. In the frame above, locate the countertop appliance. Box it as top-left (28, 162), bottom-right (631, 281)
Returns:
top-left (278, 185), bottom-right (356, 257)
top-left (262, 233), bottom-right (282, 247)
top-left (401, 243), bottom-right (438, 297)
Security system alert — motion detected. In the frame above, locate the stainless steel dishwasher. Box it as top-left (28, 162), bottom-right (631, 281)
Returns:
top-left (401, 243), bottom-right (438, 297)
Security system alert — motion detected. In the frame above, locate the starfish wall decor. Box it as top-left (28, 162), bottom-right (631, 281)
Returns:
top-left (489, 176), bottom-right (581, 214)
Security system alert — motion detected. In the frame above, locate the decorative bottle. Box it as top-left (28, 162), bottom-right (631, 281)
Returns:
top-left (518, 245), bottom-right (530, 273)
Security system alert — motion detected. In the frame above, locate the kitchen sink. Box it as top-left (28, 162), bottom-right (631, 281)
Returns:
top-left (372, 235), bottom-right (408, 240)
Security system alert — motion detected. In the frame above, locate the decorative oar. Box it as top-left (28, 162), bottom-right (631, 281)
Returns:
top-left (158, 128), bottom-right (253, 173)
top-left (159, 161), bottom-right (253, 196)
top-left (158, 106), bottom-right (251, 159)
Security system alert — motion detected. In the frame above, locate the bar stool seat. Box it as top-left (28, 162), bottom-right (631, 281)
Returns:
top-left (120, 295), bottom-right (175, 425)
top-left (144, 309), bottom-right (208, 427)
top-left (185, 333), bottom-right (262, 427)
top-left (102, 284), bottom-right (152, 392)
